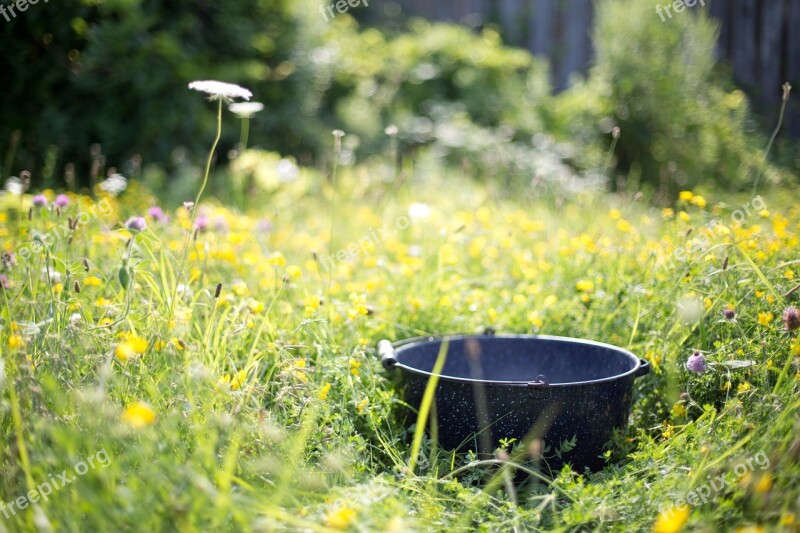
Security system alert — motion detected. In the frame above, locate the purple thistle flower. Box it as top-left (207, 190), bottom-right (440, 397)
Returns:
top-left (54, 194), bottom-right (70, 208)
top-left (32, 194), bottom-right (48, 208)
top-left (723, 308), bottom-right (736, 321)
top-left (213, 216), bottom-right (229, 233)
top-left (256, 218), bottom-right (273, 233)
top-left (194, 214), bottom-right (209, 233)
top-left (0, 274), bottom-right (8, 290)
top-left (784, 306), bottom-right (800, 331)
top-left (686, 350), bottom-right (706, 373)
top-left (147, 206), bottom-right (169, 224)
top-left (124, 216), bottom-right (147, 233)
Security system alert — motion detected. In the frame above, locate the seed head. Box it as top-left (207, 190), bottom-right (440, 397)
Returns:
top-left (783, 306), bottom-right (800, 331)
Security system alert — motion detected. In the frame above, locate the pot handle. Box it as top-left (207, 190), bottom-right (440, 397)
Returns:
top-left (635, 358), bottom-right (650, 377)
top-left (377, 339), bottom-right (397, 370)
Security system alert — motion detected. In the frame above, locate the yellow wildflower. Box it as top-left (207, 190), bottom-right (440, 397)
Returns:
top-left (754, 473), bottom-right (772, 494)
top-left (286, 265), bottom-right (302, 279)
top-left (662, 208), bottom-right (674, 218)
top-left (653, 506), bottom-right (689, 533)
top-left (115, 335), bottom-right (148, 362)
top-left (325, 507), bottom-right (356, 529)
top-left (737, 382), bottom-right (752, 393)
top-left (8, 335), bottom-right (24, 349)
top-left (248, 300), bottom-right (265, 313)
top-left (267, 252), bottom-right (286, 267)
top-left (83, 276), bottom-right (102, 287)
top-left (690, 195), bottom-right (707, 208)
top-left (232, 280), bottom-right (248, 296)
top-left (757, 312), bottom-right (773, 327)
top-left (230, 370), bottom-right (247, 390)
top-left (678, 211), bottom-right (690, 222)
top-left (357, 398), bottom-right (368, 413)
top-left (121, 402), bottom-right (156, 428)
top-left (678, 191), bottom-right (694, 202)
top-left (318, 382), bottom-right (331, 401)
top-left (171, 338), bottom-right (186, 351)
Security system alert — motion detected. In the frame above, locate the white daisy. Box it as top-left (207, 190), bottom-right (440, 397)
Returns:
top-left (99, 173), bottom-right (127, 196)
top-left (228, 101), bottom-right (264, 118)
top-left (188, 80), bottom-right (252, 101)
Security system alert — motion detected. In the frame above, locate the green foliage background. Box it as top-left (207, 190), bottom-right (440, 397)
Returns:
top-left (0, 0), bottom-right (789, 197)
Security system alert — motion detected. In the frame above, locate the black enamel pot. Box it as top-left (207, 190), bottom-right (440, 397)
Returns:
top-left (378, 334), bottom-right (650, 472)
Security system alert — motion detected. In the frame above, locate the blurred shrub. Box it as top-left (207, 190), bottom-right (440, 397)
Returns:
top-left (0, 0), bottom-right (299, 183)
top-left (313, 19), bottom-right (550, 158)
top-left (545, 0), bottom-right (767, 199)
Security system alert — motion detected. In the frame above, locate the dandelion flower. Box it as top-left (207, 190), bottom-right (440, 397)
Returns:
top-left (686, 351), bottom-right (706, 373)
top-left (188, 80), bottom-right (252, 101)
top-left (121, 402), bottom-right (156, 428)
top-left (783, 306), bottom-right (800, 331)
top-left (228, 101), bottom-right (264, 118)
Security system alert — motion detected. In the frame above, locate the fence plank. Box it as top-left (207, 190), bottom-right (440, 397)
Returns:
top-left (788, 0), bottom-right (800, 136)
top-left (759, 1), bottom-right (783, 107)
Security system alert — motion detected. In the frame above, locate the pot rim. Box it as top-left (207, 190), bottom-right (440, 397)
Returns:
top-left (387, 333), bottom-right (649, 388)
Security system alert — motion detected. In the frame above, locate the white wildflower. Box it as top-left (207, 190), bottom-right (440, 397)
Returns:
top-left (408, 203), bottom-right (432, 220)
top-left (99, 174), bottom-right (127, 196)
top-left (228, 101), bottom-right (264, 118)
top-left (5, 177), bottom-right (23, 196)
top-left (677, 295), bottom-right (704, 324)
top-left (276, 159), bottom-right (299, 183)
top-left (189, 80), bottom-right (252, 101)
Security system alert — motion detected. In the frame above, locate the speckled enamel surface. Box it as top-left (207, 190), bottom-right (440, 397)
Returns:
top-left (387, 335), bottom-right (646, 472)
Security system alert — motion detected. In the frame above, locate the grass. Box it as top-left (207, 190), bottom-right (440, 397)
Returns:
top-left (0, 160), bottom-right (798, 531)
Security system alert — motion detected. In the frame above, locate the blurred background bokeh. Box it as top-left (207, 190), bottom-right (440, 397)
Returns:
top-left (0, 0), bottom-right (797, 201)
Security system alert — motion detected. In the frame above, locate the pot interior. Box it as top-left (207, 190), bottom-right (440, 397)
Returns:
top-left (394, 336), bottom-right (637, 384)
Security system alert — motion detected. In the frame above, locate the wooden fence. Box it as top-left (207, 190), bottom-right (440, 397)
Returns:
top-left (388, 0), bottom-right (800, 135)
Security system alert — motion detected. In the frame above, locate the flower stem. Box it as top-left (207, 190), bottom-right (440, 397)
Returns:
top-left (166, 98), bottom-right (223, 337)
